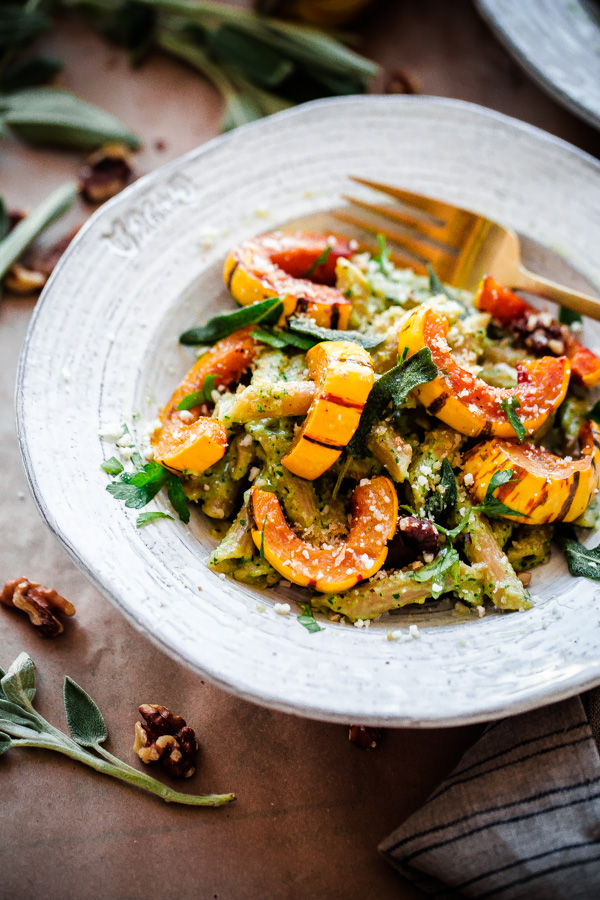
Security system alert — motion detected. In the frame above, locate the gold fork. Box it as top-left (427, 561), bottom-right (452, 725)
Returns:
top-left (335, 177), bottom-right (600, 321)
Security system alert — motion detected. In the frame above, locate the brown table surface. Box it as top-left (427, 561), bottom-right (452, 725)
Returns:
top-left (2, 2), bottom-right (599, 899)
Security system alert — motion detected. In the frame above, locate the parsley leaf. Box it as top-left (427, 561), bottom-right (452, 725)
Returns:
top-left (425, 458), bottom-right (457, 520)
top-left (136, 511), bottom-right (174, 528)
top-left (179, 296), bottom-right (283, 345)
top-left (348, 347), bottom-right (438, 458)
top-left (498, 396), bottom-right (526, 443)
top-left (303, 245), bottom-right (332, 279)
top-left (298, 603), bottom-right (324, 633)
top-left (250, 328), bottom-right (315, 350)
top-left (106, 479), bottom-right (165, 509)
top-left (557, 527), bottom-right (600, 581)
top-left (101, 456), bottom-right (124, 476)
top-left (287, 317), bottom-right (383, 350)
top-left (475, 469), bottom-right (527, 520)
top-left (558, 306), bottom-right (583, 326)
top-left (374, 233), bottom-right (392, 275)
top-left (413, 548), bottom-right (460, 598)
top-left (167, 476), bottom-right (190, 524)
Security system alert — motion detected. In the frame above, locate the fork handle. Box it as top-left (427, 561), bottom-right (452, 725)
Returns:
top-left (512, 266), bottom-right (600, 322)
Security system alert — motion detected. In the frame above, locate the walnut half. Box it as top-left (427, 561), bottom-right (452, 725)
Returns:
top-left (133, 704), bottom-right (199, 778)
top-left (0, 577), bottom-right (75, 637)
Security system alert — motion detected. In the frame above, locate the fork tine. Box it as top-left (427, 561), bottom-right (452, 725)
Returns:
top-left (334, 210), bottom-right (457, 273)
top-left (350, 176), bottom-right (466, 224)
top-left (332, 211), bottom-right (429, 275)
top-left (342, 194), bottom-right (449, 244)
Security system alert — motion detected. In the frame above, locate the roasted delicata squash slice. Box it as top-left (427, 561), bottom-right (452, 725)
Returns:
top-left (282, 340), bottom-right (374, 480)
top-left (475, 275), bottom-right (600, 388)
top-left (154, 418), bottom-right (228, 476)
top-left (248, 476), bottom-right (398, 593)
top-left (153, 327), bottom-right (258, 475)
top-left (223, 231), bottom-right (355, 329)
top-left (398, 305), bottom-right (570, 439)
top-left (462, 420), bottom-right (600, 524)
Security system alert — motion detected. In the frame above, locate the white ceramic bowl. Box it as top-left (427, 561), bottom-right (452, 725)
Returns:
top-left (18, 96), bottom-right (600, 726)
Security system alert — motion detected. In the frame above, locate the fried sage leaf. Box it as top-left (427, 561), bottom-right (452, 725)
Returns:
top-left (180, 297), bottom-right (283, 345)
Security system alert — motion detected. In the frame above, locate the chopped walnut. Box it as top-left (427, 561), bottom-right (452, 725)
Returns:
top-left (0, 577), bottom-right (75, 636)
top-left (512, 312), bottom-right (566, 356)
top-left (398, 516), bottom-right (439, 556)
top-left (349, 725), bottom-right (383, 750)
top-left (134, 704), bottom-right (198, 778)
top-left (4, 263), bottom-right (47, 295)
top-left (79, 143), bottom-right (133, 204)
top-left (385, 67), bottom-right (419, 95)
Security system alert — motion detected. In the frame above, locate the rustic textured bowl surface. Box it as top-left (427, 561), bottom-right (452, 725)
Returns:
top-left (17, 96), bottom-right (600, 726)
top-left (476, 0), bottom-right (600, 131)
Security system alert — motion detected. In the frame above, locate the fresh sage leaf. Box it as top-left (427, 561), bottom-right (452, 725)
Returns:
top-left (136, 511), bottom-right (174, 527)
top-left (1, 88), bottom-right (140, 150)
top-left (348, 348), bottom-right (437, 458)
top-left (498, 396), bottom-right (526, 443)
top-left (0, 652), bottom-right (235, 806)
top-left (0, 5), bottom-right (51, 50)
top-left (101, 456), bottom-right (124, 476)
top-left (298, 603), bottom-right (324, 633)
top-left (287, 317), bottom-right (383, 350)
top-left (0, 56), bottom-right (63, 93)
top-left (180, 297), bottom-right (283, 345)
top-left (208, 25), bottom-right (294, 88)
top-left (167, 476), bottom-right (190, 524)
top-left (425, 458), bottom-right (457, 520)
top-left (0, 181), bottom-right (76, 281)
top-left (557, 527), bottom-right (600, 581)
top-left (1, 653), bottom-right (36, 710)
top-left (0, 197), bottom-right (7, 242)
top-left (64, 677), bottom-right (108, 748)
top-left (558, 306), bottom-right (583, 327)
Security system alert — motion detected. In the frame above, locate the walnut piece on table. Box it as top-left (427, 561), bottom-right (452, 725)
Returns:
top-left (0, 577), bottom-right (75, 637)
top-left (349, 725), bottom-right (383, 750)
top-left (134, 704), bottom-right (199, 778)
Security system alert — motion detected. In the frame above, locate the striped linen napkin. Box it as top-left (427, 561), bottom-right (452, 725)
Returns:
top-left (380, 689), bottom-right (600, 899)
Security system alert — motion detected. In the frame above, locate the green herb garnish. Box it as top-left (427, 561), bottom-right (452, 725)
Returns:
top-left (101, 456), bottom-right (124, 476)
top-left (557, 527), bottom-right (600, 581)
top-left (287, 317), bottom-right (384, 350)
top-left (177, 374), bottom-right (216, 410)
top-left (498, 396), bottom-right (526, 443)
top-left (259, 518), bottom-right (267, 559)
top-left (105, 458), bottom-right (189, 523)
top-left (136, 511), bottom-right (174, 527)
top-left (303, 245), bottom-right (332, 279)
top-left (558, 306), bottom-right (583, 326)
top-left (0, 652), bottom-right (234, 806)
top-left (374, 233), bottom-right (391, 275)
top-left (298, 603), bottom-right (324, 633)
top-left (475, 469), bottom-right (528, 520)
top-left (588, 399), bottom-right (600, 426)
top-left (179, 297), bottom-right (283, 345)
top-left (425, 458), bottom-right (457, 520)
top-left (413, 548), bottom-right (460, 598)
top-left (348, 347), bottom-right (438, 457)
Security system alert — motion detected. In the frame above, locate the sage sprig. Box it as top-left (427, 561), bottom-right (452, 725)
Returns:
top-left (0, 181), bottom-right (77, 282)
top-left (0, 653), bottom-right (235, 806)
